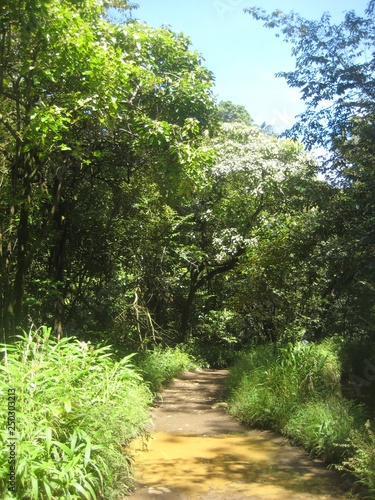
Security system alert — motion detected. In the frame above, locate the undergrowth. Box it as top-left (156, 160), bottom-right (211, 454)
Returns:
top-left (0, 330), bottom-right (199, 499)
top-left (338, 420), bottom-right (375, 494)
top-left (135, 345), bottom-right (198, 393)
top-left (226, 340), bottom-right (375, 495)
top-left (0, 327), bottom-right (153, 499)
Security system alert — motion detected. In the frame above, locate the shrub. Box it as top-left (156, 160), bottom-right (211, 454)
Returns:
top-left (338, 337), bottom-right (375, 381)
top-left (135, 345), bottom-right (198, 392)
top-left (0, 327), bottom-right (152, 499)
top-left (226, 341), bottom-right (342, 432)
top-left (227, 374), bottom-right (288, 429)
top-left (190, 310), bottom-right (245, 368)
top-left (339, 420), bottom-right (375, 495)
top-left (226, 340), bottom-right (375, 493)
top-left (284, 398), bottom-right (365, 463)
top-left (184, 341), bottom-right (241, 369)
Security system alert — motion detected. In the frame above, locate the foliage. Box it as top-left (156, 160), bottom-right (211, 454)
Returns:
top-left (201, 122), bottom-right (328, 345)
top-left (2, 0), bottom-right (375, 495)
top-left (0, 327), bottom-right (152, 499)
top-left (339, 420), bottom-right (375, 495)
top-left (245, 2), bottom-right (375, 158)
top-left (217, 100), bottom-right (253, 125)
top-left (338, 338), bottom-right (375, 381)
top-left (226, 341), bottom-right (375, 490)
top-left (135, 346), bottom-right (198, 393)
top-left (4, 0), bottom-right (368, 357)
top-left (244, 1), bottom-right (375, 343)
top-left (0, 0), bottom-right (217, 341)
top-left (226, 341), bottom-right (342, 431)
top-left (166, 122), bottom-right (318, 342)
top-left (190, 309), bottom-right (245, 368)
top-left (1, 0), bottom-right (374, 361)
top-left (284, 398), bottom-right (364, 463)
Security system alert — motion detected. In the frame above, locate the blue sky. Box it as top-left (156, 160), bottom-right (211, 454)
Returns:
top-left (132, 0), bottom-right (369, 133)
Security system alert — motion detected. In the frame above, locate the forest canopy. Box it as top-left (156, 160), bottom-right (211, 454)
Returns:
top-left (0, 0), bottom-right (374, 356)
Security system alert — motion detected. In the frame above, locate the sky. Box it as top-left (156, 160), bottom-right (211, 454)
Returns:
top-left (130, 0), bottom-right (369, 133)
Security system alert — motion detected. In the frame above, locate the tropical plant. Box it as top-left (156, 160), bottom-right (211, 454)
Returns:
top-left (135, 346), bottom-right (198, 393)
top-left (226, 341), bottom-right (366, 469)
top-left (339, 420), bottom-right (375, 495)
top-left (0, 0), bottom-right (217, 342)
top-left (0, 326), bottom-right (152, 499)
top-left (226, 341), bottom-right (343, 431)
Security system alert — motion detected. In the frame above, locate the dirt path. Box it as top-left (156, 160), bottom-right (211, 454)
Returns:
top-left (127, 369), bottom-right (357, 499)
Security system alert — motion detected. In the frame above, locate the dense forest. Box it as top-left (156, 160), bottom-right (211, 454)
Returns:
top-left (1, 0), bottom-right (375, 498)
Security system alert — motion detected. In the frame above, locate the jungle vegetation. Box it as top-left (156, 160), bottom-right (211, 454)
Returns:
top-left (0, 0), bottom-right (375, 497)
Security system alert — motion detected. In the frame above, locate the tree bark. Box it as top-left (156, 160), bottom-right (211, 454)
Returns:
top-left (12, 163), bottom-right (32, 331)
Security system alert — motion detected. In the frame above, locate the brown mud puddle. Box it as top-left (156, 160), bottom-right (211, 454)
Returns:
top-left (127, 370), bottom-right (356, 499)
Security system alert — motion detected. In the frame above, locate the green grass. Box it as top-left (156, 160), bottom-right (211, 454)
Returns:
top-left (226, 340), bottom-right (374, 494)
top-left (135, 345), bottom-right (198, 393)
top-left (226, 341), bottom-right (343, 431)
top-left (284, 398), bottom-right (364, 463)
top-left (339, 420), bottom-right (375, 495)
top-left (0, 330), bottom-right (200, 499)
top-left (0, 327), bottom-right (153, 499)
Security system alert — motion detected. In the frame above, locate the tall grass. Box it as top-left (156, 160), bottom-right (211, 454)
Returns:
top-left (226, 341), bottom-right (343, 432)
top-left (135, 345), bottom-right (198, 393)
top-left (284, 397), bottom-right (364, 463)
top-left (226, 340), bottom-right (373, 492)
top-left (0, 327), bottom-right (152, 499)
top-left (339, 420), bottom-right (375, 495)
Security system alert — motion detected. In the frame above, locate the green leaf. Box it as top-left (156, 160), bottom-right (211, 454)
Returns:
top-left (30, 475), bottom-right (39, 500)
top-left (45, 427), bottom-right (53, 455)
top-left (52, 441), bottom-right (74, 458)
top-left (84, 436), bottom-right (92, 466)
top-left (64, 399), bottom-right (72, 413)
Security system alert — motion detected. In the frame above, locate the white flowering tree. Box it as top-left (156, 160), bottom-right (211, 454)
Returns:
top-left (176, 121), bottom-right (321, 342)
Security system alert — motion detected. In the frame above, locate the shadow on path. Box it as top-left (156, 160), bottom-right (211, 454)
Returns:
top-left (127, 369), bottom-right (357, 499)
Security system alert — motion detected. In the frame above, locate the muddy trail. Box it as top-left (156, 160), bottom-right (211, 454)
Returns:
top-left (128, 369), bottom-right (358, 499)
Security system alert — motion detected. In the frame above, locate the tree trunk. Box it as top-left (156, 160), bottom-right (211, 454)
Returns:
top-left (179, 249), bottom-right (246, 343)
top-left (52, 202), bottom-right (68, 339)
top-left (13, 170), bottom-right (32, 331)
top-left (180, 286), bottom-right (196, 343)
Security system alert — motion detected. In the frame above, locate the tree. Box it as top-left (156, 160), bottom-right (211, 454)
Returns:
top-left (168, 121), bottom-right (318, 342)
top-left (56, 22), bottom-right (217, 344)
top-left (0, 1), bottom-right (217, 341)
top-left (244, 3), bottom-right (375, 168)
top-left (0, 0), bottom-right (127, 339)
top-left (217, 100), bottom-right (253, 125)
top-left (244, 1), bottom-right (375, 340)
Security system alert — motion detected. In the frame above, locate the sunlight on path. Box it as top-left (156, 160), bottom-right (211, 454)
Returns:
top-left (130, 431), bottom-right (351, 499)
top-left (127, 370), bottom-right (353, 499)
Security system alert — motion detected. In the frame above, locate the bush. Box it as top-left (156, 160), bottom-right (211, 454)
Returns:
top-left (226, 341), bottom-right (342, 432)
top-left (338, 337), bottom-right (375, 381)
top-left (226, 340), bottom-right (375, 494)
top-left (190, 310), bottom-right (246, 368)
top-left (184, 341), bottom-right (241, 369)
top-left (226, 374), bottom-right (288, 429)
top-left (0, 327), bottom-right (152, 499)
top-left (339, 420), bottom-right (375, 495)
top-left (284, 398), bottom-right (365, 463)
top-left (135, 345), bottom-right (198, 392)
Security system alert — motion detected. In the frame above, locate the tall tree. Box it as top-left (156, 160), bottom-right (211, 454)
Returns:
top-left (0, 1), bottom-right (217, 341)
top-left (171, 121), bottom-right (318, 341)
top-left (244, 3), bottom-right (375, 169)
top-left (1, 0), bottom-right (126, 338)
top-left (244, 1), bottom-right (375, 339)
